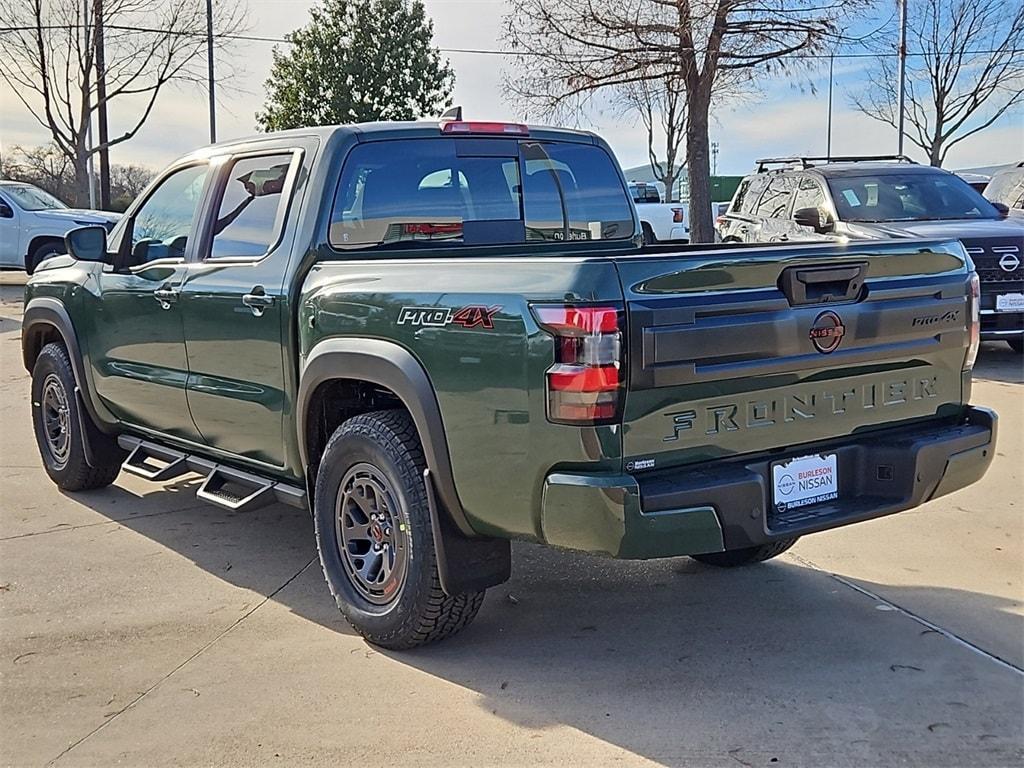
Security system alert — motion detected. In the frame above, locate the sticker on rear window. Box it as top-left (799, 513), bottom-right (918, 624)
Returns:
top-left (841, 189), bottom-right (861, 207)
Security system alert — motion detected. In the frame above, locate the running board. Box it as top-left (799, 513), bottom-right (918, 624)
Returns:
top-left (117, 436), bottom-right (307, 511)
top-left (197, 466), bottom-right (274, 512)
top-left (122, 442), bottom-right (189, 482)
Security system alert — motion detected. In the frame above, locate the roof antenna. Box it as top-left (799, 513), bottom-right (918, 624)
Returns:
top-left (440, 106), bottom-right (463, 122)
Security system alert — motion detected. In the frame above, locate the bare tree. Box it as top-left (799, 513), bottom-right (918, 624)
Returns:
top-left (852, 0), bottom-right (1024, 167)
top-left (0, 145), bottom-right (75, 200)
top-left (109, 163), bottom-right (155, 210)
top-left (0, 0), bottom-right (245, 207)
top-left (504, 0), bottom-right (863, 242)
top-left (615, 75), bottom-right (687, 202)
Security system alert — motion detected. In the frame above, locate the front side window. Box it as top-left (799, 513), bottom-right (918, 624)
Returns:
top-left (128, 164), bottom-right (209, 264)
top-left (329, 138), bottom-right (633, 249)
top-left (827, 171), bottom-right (1000, 223)
top-left (791, 177), bottom-right (826, 213)
top-left (209, 154), bottom-right (293, 260)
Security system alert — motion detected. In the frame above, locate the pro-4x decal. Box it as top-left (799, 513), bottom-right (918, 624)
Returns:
top-left (398, 305), bottom-right (502, 329)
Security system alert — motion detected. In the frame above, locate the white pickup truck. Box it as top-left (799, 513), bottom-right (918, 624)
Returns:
top-left (0, 181), bottom-right (121, 273)
top-left (627, 181), bottom-right (689, 244)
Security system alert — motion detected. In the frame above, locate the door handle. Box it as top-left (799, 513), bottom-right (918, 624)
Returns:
top-left (153, 286), bottom-right (178, 310)
top-left (242, 287), bottom-right (274, 317)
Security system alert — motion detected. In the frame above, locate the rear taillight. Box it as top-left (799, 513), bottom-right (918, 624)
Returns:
top-left (965, 272), bottom-right (980, 371)
top-left (532, 305), bottom-right (624, 425)
top-left (715, 215), bottom-right (727, 227)
top-left (671, 207), bottom-right (685, 223)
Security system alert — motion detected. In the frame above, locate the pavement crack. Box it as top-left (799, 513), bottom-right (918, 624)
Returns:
top-left (45, 555), bottom-right (318, 766)
top-left (790, 552), bottom-right (1024, 677)
top-left (0, 505), bottom-right (209, 541)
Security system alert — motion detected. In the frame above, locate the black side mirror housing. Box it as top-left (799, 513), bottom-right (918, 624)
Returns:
top-left (793, 206), bottom-right (833, 234)
top-left (0, 202), bottom-right (13, 219)
top-left (989, 201), bottom-right (1010, 219)
top-left (65, 225), bottom-right (111, 264)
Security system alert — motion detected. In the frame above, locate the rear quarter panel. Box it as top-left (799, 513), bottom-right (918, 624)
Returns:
top-left (299, 256), bottom-right (625, 540)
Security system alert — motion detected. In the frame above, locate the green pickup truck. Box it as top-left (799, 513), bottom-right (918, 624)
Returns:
top-left (22, 119), bottom-right (997, 648)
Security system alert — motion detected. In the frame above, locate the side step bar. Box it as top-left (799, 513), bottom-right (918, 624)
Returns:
top-left (117, 436), bottom-right (307, 512)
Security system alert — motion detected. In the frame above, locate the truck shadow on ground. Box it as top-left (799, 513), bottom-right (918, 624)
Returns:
top-left (67, 481), bottom-right (1024, 766)
top-left (973, 343), bottom-right (1024, 385)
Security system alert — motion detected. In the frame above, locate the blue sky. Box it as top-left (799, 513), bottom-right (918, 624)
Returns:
top-left (2, 0), bottom-right (1021, 178)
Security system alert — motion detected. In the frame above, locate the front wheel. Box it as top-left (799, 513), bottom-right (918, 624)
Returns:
top-left (26, 240), bottom-right (65, 274)
top-left (313, 410), bottom-right (484, 649)
top-left (31, 342), bottom-right (121, 491)
top-left (691, 538), bottom-right (799, 568)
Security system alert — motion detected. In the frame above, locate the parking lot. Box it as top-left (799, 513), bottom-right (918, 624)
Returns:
top-left (0, 269), bottom-right (1021, 767)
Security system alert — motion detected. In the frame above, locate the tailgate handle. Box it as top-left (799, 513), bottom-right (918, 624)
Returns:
top-left (780, 262), bottom-right (867, 305)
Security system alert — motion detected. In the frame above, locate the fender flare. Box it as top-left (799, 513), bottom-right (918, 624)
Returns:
top-left (22, 297), bottom-right (109, 431)
top-left (296, 337), bottom-right (476, 537)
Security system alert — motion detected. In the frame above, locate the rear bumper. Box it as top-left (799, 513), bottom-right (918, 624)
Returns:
top-left (540, 407), bottom-right (997, 559)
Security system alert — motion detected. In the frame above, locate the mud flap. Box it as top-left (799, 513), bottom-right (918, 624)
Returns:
top-left (424, 468), bottom-right (511, 596)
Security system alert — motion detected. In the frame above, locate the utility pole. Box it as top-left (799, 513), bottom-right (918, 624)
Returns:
top-left (896, 0), bottom-right (908, 156)
top-left (94, 0), bottom-right (111, 209)
top-left (711, 141), bottom-right (719, 176)
top-left (82, 0), bottom-right (96, 208)
top-left (206, 0), bottom-right (217, 143)
top-left (826, 52), bottom-right (834, 159)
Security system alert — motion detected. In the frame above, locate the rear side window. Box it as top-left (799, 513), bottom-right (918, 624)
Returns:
top-left (755, 175), bottom-right (796, 218)
top-left (329, 138), bottom-right (633, 249)
top-left (209, 153), bottom-right (294, 260)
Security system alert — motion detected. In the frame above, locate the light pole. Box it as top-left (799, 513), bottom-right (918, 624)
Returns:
top-left (826, 52), bottom-right (834, 159)
top-left (896, 0), bottom-right (907, 156)
top-left (206, 0), bottom-right (216, 143)
top-left (83, 0), bottom-right (96, 208)
top-left (711, 141), bottom-right (719, 176)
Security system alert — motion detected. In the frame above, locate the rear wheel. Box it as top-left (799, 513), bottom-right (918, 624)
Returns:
top-left (691, 538), bottom-right (799, 568)
top-left (1008, 338), bottom-right (1023, 354)
top-left (641, 222), bottom-right (656, 245)
top-left (31, 342), bottom-right (121, 491)
top-left (313, 409), bottom-right (484, 649)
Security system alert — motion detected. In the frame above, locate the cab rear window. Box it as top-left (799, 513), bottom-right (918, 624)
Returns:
top-left (329, 138), bottom-right (634, 249)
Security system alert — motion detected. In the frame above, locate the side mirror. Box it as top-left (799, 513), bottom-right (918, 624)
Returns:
top-left (65, 225), bottom-right (110, 263)
top-left (0, 201), bottom-right (13, 219)
top-left (989, 201), bottom-right (1010, 219)
top-left (793, 206), bottom-right (833, 234)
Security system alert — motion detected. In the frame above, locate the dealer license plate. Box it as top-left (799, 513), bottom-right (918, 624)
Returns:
top-left (772, 453), bottom-right (839, 513)
top-left (995, 293), bottom-right (1024, 312)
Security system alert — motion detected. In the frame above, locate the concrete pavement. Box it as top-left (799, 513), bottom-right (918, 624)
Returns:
top-left (1, 271), bottom-right (1021, 767)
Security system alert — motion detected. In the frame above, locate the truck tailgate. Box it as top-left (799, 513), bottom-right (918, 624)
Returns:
top-left (615, 240), bottom-right (972, 470)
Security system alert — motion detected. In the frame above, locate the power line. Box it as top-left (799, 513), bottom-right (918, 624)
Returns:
top-left (0, 24), bottom-right (1019, 59)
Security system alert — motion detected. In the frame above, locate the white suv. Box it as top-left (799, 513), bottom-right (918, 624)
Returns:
top-left (0, 181), bottom-right (121, 273)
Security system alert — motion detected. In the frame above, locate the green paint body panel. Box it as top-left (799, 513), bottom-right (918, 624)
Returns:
top-left (22, 123), bottom-right (996, 563)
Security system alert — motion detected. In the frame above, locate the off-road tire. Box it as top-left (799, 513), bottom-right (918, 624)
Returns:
top-left (31, 342), bottom-right (121, 491)
top-left (691, 537), bottom-right (799, 568)
top-left (313, 409), bottom-right (484, 649)
top-left (26, 240), bottom-right (65, 275)
top-left (1008, 338), bottom-right (1023, 354)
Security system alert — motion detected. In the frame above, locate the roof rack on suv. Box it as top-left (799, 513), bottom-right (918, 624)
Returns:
top-left (754, 155), bottom-right (917, 173)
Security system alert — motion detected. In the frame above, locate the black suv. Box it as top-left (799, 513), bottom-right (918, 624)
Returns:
top-left (718, 156), bottom-right (1024, 352)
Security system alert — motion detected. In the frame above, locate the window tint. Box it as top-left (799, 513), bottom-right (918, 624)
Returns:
top-left (329, 138), bottom-right (633, 249)
top-left (129, 164), bottom-right (208, 265)
top-left (755, 175), bottom-right (795, 218)
top-left (791, 177), bottom-right (826, 213)
top-left (209, 154), bottom-right (293, 260)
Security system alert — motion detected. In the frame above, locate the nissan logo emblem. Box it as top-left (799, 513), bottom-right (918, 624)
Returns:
top-left (809, 310), bottom-right (846, 354)
top-left (999, 253), bottom-right (1021, 272)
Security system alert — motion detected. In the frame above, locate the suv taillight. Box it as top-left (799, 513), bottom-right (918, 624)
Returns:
top-left (671, 207), bottom-right (685, 223)
top-left (532, 305), bottom-right (624, 425)
top-left (965, 272), bottom-right (980, 371)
